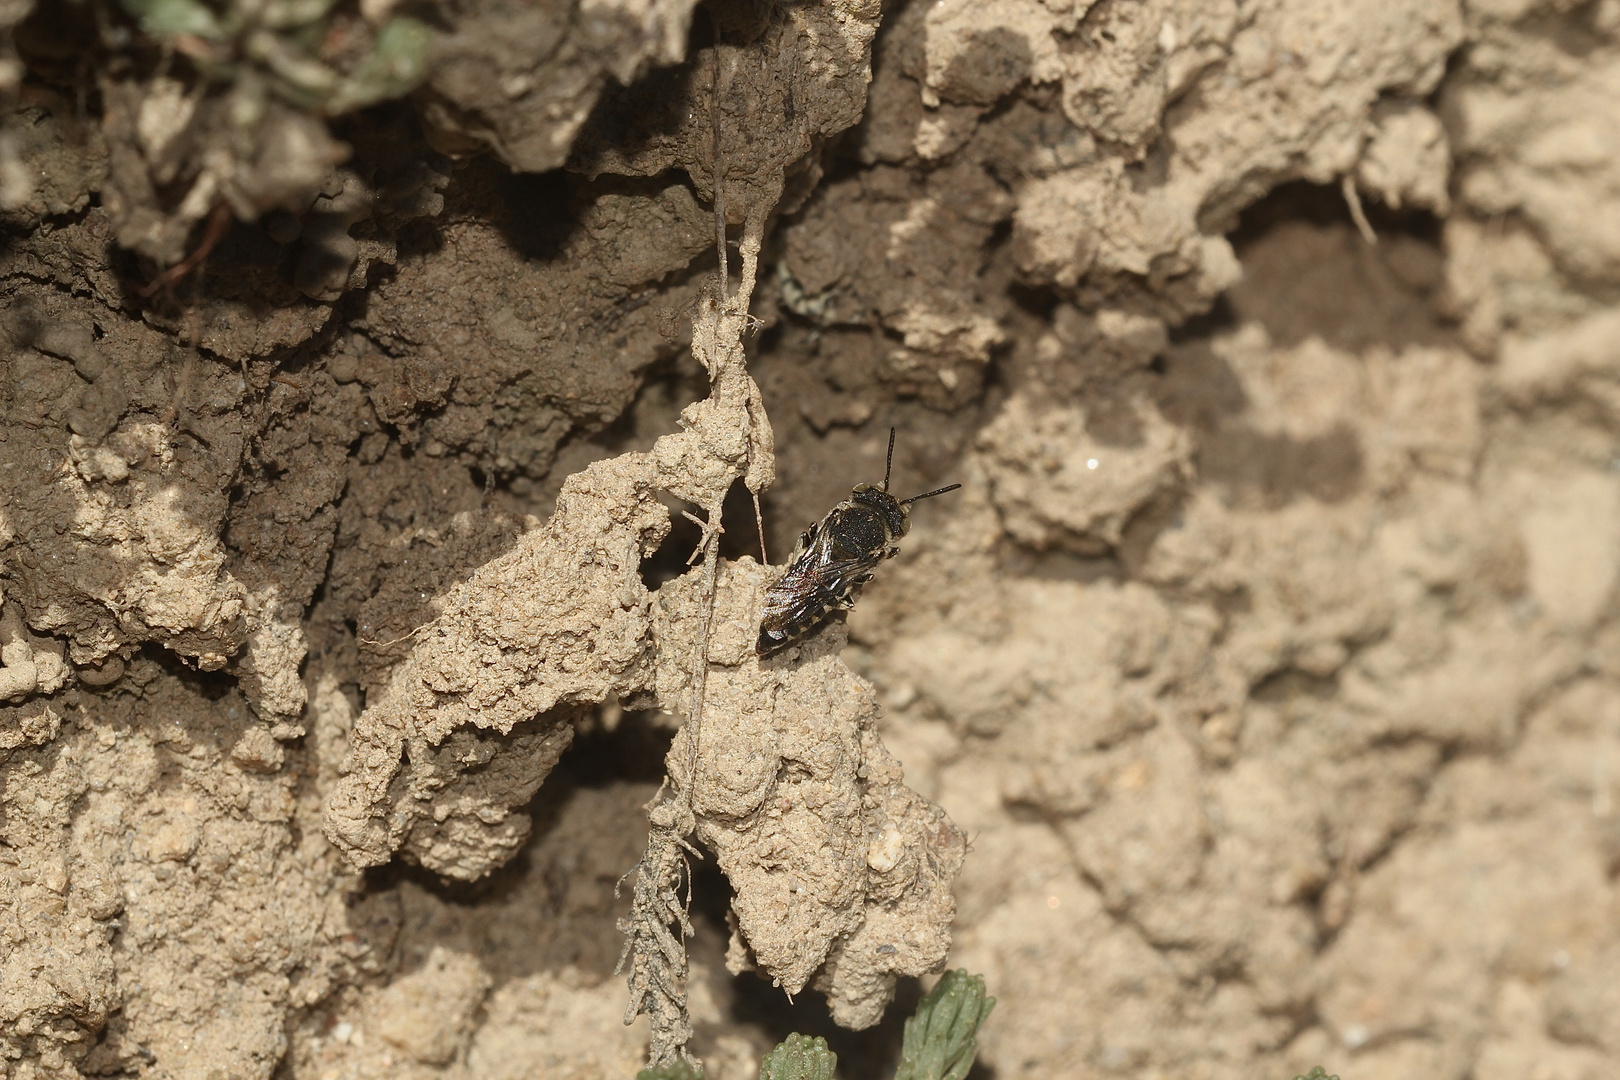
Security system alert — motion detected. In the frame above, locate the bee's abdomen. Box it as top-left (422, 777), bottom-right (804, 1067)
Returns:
top-left (757, 601), bottom-right (831, 654)
top-left (756, 577), bottom-right (865, 655)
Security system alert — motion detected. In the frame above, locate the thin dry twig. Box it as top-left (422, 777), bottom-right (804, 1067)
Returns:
top-left (709, 7), bottom-right (730, 301)
top-left (752, 490), bottom-right (769, 566)
top-left (1342, 174), bottom-right (1378, 246)
top-left (680, 509), bottom-right (723, 818)
top-left (682, 509), bottom-right (722, 567)
top-left (619, 54), bottom-right (734, 1076)
top-left (134, 201), bottom-right (234, 298)
top-left (619, 28), bottom-right (780, 1066)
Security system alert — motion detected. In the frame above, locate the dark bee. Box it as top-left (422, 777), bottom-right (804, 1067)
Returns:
top-left (757, 429), bottom-right (961, 655)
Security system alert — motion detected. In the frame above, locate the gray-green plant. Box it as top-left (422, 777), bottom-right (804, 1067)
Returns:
top-left (114, 0), bottom-right (431, 115)
top-left (637, 970), bottom-right (994, 1080)
top-left (760, 1034), bottom-right (838, 1080)
top-left (637, 1061), bottom-right (704, 1080)
top-left (892, 971), bottom-right (995, 1080)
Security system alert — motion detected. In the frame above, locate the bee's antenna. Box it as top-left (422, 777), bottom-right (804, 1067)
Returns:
top-left (900, 483), bottom-right (962, 505)
top-left (883, 427), bottom-right (896, 492)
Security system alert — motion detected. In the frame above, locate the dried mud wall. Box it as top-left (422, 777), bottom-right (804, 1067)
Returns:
top-left (3, 0), bottom-right (1620, 1079)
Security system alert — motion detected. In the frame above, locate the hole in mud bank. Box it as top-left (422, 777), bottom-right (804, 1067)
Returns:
top-left (1157, 224), bottom-right (1378, 508)
top-left (1007, 281), bottom-right (1062, 322)
top-left (564, 705), bottom-right (677, 787)
top-left (14, 3), bottom-right (101, 70)
top-left (1250, 666), bottom-right (1341, 704)
top-left (481, 166), bottom-right (577, 262)
top-left (112, 211), bottom-right (297, 311)
top-left (1224, 180), bottom-right (1451, 353)
top-left (639, 477), bottom-right (766, 589)
top-left (137, 641), bottom-right (238, 701)
top-left (358, 705), bottom-right (676, 983)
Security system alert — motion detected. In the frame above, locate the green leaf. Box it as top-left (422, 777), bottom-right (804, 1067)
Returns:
top-left (325, 16), bottom-right (434, 114)
top-left (892, 971), bottom-right (995, 1080)
top-left (119, 0), bottom-right (226, 41)
top-left (761, 1033), bottom-right (838, 1080)
top-left (1293, 1069), bottom-right (1340, 1080)
top-left (259, 0), bottom-right (341, 30)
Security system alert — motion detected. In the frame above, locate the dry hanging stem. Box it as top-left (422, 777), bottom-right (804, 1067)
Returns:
top-left (618, 39), bottom-right (775, 1060)
top-left (616, 265), bottom-right (767, 1064)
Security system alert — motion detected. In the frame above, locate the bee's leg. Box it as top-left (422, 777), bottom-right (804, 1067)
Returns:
top-left (814, 583), bottom-right (855, 611)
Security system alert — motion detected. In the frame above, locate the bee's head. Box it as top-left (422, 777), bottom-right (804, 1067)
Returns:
top-left (851, 483), bottom-right (910, 539)
top-left (846, 428), bottom-right (962, 543)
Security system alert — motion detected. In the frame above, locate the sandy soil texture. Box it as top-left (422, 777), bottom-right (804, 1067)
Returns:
top-left (3, 0), bottom-right (1620, 1078)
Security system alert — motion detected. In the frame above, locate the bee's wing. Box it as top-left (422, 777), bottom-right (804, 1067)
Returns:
top-left (809, 555), bottom-right (881, 607)
top-left (761, 546), bottom-right (882, 632)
